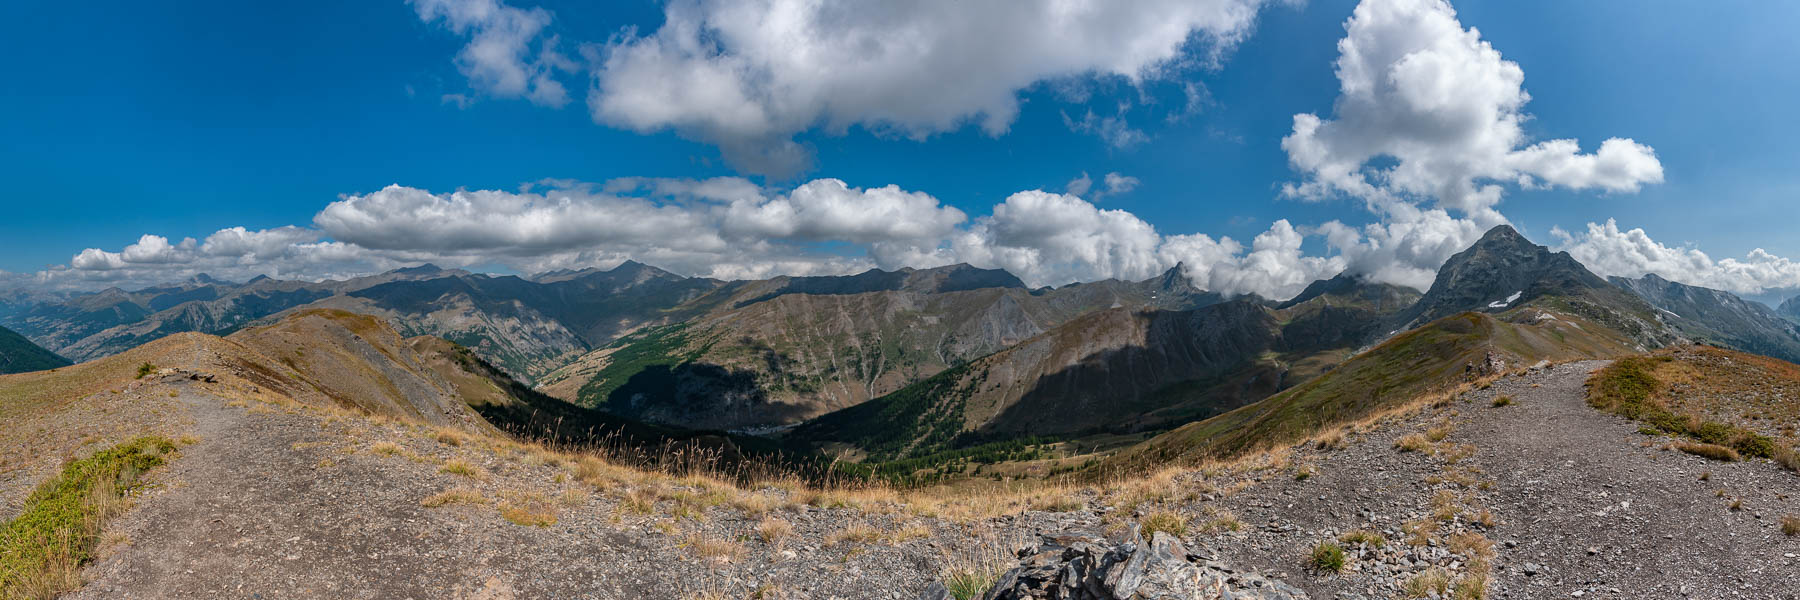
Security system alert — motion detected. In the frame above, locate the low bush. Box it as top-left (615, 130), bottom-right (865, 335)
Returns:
top-left (1308, 541), bottom-right (1346, 573)
top-left (0, 436), bottom-right (176, 598)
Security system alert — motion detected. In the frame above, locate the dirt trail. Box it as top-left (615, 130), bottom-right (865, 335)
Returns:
top-left (67, 377), bottom-right (992, 599)
top-left (1201, 361), bottom-right (1800, 599)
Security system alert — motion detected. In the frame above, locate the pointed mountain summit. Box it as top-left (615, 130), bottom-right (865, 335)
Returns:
top-left (1395, 225), bottom-right (1611, 327)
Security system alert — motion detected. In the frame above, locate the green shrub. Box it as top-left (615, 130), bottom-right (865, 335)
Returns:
top-left (135, 363), bottom-right (157, 379)
top-left (0, 436), bottom-right (176, 597)
top-left (1309, 541), bottom-right (1346, 573)
top-left (1303, 540), bottom-right (1346, 572)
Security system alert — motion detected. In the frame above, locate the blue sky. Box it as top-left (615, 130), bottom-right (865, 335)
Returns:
top-left (3, 0), bottom-right (1798, 299)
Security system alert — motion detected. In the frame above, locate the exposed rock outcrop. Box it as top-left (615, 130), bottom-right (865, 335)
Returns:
top-left (920, 531), bottom-right (1306, 600)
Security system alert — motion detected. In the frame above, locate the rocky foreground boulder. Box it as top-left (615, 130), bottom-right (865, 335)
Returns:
top-left (921, 530), bottom-right (1306, 600)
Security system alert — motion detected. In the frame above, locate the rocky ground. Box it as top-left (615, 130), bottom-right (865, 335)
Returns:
top-left (10, 346), bottom-right (1797, 599)
top-left (1183, 360), bottom-right (1800, 599)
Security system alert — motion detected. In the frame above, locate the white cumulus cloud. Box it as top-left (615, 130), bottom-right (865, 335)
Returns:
top-left (1281, 0), bottom-right (1662, 217)
top-left (588, 0), bottom-right (1271, 175)
top-left (1554, 220), bottom-right (1800, 296)
top-left (412, 0), bottom-right (576, 107)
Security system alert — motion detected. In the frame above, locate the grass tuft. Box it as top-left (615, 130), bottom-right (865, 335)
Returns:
top-left (1675, 442), bottom-right (1739, 462)
top-left (0, 436), bottom-right (175, 598)
top-left (1339, 529), bottom-right (1386, 548)
top-left (1490, 395), bottom-right (1512, 407)
top-left (1308, 541), bottom-right (1346, 573)
top-left (440, 460), bottom-right (482, 478)
top-left (1781, 515), bottom-right (1799, 536)
top-left (1139, 510), bottom-right (1187, 539)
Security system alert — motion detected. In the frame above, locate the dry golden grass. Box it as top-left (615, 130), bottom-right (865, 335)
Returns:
top-left (826, 522), bottom-right (883, 546)
top-left (755, 517), bottom-right (793, 544)
top-left (1395, 434), bottom-right (1433, 453)
top-left (1675, 442), bottom-right (1740, 462)
top-left (1403, 568), bottom-right (1451, 598)
top-left (432, 428), bottom-right (464, 447)
top-left (497, 492), bottom-right (557, 527)
top-left (371, 442), bottom-right (401, 456)
top-left (619, 486), bottom-right (655, 515)
top-left (1425, 421), bottom-right (1455, 443)
top-left (682, 533), bottom-right (743, 562)
top-left (440, 459), bottom-right (482, 478)
top-left (1402, 517), bottom-right (1438, 547)
top-left (1782, 515), bottom-right (1799, 536)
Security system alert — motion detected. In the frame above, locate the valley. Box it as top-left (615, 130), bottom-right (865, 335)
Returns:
top-left (4, 224), bottom-right (1800, 599)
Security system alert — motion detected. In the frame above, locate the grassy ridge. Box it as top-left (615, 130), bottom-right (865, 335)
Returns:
top-left (1097, 307), bottom-right (1638, 478)
top-left (1586, 355), bottom-right (1789, 465)
top-left (0, 436), bottom-right (176, 599)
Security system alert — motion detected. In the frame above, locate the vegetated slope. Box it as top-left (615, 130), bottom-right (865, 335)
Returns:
top-left (547, 264), bottom-right (1222, 431)
top-left (790, 277), bottom-right (1419, 462)
top-left (1100, 306), bottom-right (1642, 474)
top-left (1390, 225), bottom-right (1677, 349)
top-left (0, 324), bottom-right (69, 374)
top-left (1591, 344), bottom-right (1800, 464)
top-left (1610, 273), bottom-right (1800, 363)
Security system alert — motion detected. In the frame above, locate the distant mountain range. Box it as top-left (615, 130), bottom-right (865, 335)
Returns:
top-left (6, 224), bottom-right (1800, 467)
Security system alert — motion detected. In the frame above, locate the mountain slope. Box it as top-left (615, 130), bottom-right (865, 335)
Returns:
top-left (543, 264), bottom-right (1223, 431)
top-left (1391, 225), bottom-right (1677, 349)
top-left (1780, 295), bottom-right (1800, 324)
top-left (789, 276), bottom-right (1419, 461)
top-left (1610, 273), bottom-right (1800, 363)
top-left (2, 262), bottom-right (724, 384)
top-left (1101, 306), bottom-right (1644, 472)
top-left (0, 323), bottom-right (69, 374)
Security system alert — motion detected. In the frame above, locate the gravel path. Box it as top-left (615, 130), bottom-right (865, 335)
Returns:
top-left (66, 367), bottom-right (1090, 600)
top-left (1197, 361), bottom-right (1800, 600)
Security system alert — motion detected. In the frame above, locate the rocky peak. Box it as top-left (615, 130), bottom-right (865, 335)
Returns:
top-left (1395, 224), bottom-right (1609, 327)
top-left (1155, 262), bottom-right (1197, 293)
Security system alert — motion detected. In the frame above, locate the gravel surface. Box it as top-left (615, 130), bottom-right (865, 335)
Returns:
top-left (1194, 361), bottom-right (1800, 600)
